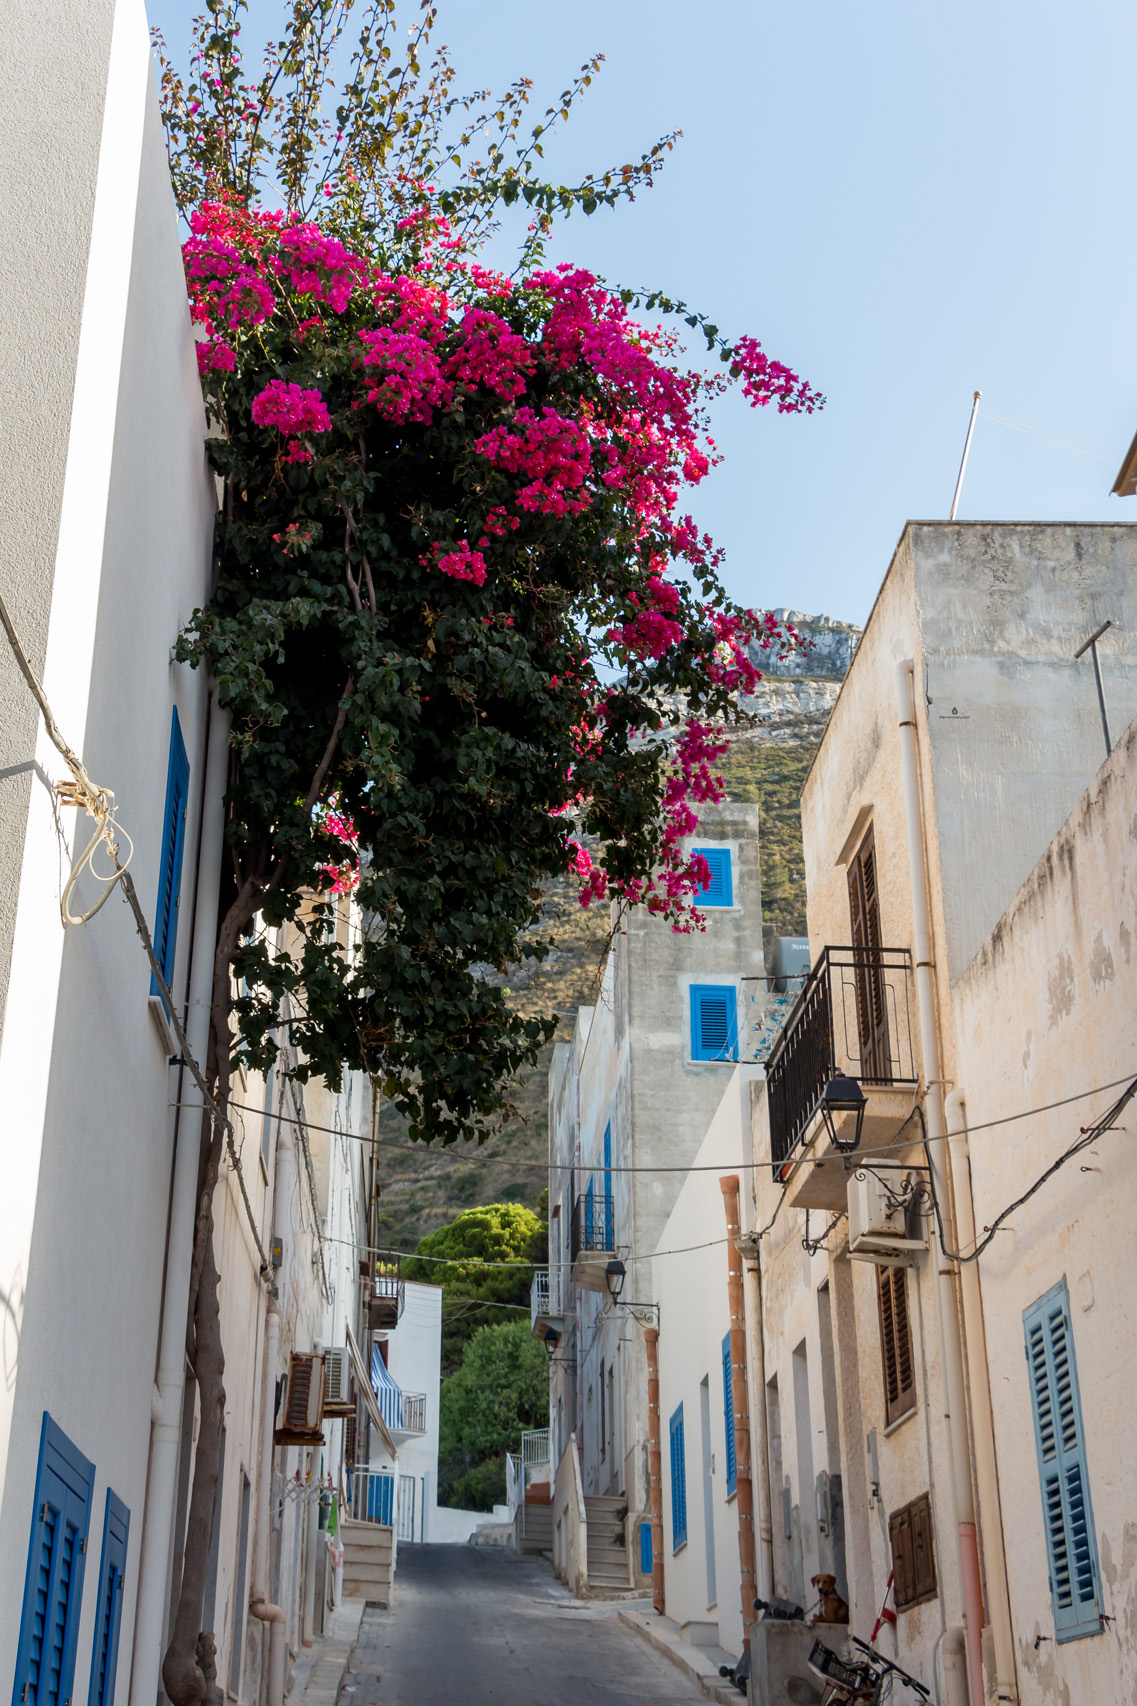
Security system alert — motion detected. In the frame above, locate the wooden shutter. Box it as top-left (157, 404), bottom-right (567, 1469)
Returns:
top-left (277, 1352), bottom-right (325, 1441)
top-left (14, 1413), bottom-right (96, 1706)
top-left (152, 707), bottom-right (191, 1004)
top-left (669, 1404), bottom-right (688, 1549)
top-left (890, 1493), bottom-right (937, 1610)
top-left (89, 1489), bottom-right (130, 1706)
top-left (877, 1264), bottom-right (916, 1426)
top-left (693, 846), bottom-right (733, 906)
top-left (847, 825), bottom-right (890, 1080)
top-left (690, 985), bottom-right (739, 1061)
top-left (344, 1412), bottom-right (357, 1468)
top-left (1024, 1281), bottom-right (1102, 1640)
top-left (722, 1333), bottom-right (738, 1496)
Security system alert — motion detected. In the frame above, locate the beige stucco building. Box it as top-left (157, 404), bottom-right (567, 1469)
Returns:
top-left (747, 520), bottom-right (1137, 1705)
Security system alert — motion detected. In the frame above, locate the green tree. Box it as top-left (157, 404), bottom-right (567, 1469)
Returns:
top-left (404, 1202), bottom-right (546, 1377)
top-left (438, 1318), bottom-right (549, 1510)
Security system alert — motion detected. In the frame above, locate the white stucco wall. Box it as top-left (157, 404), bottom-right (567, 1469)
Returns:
top-left (951, 714), bottom-right (1137, 1706)
top-left (653, 1067), bottom-right (758, 1656)
top-left (0, 4), bottom-right (218, 1697)
top-left (382, 1281), bottom-right (443, 1537)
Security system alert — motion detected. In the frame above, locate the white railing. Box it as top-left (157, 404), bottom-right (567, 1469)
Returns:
top-left (506, 1452), bottom-right (523, 1519)
top-left (530, 1269), bottom-right (562, 1327)
top-left (348, 1465), bottom-right (396, 1526)
top-left (521, 1428), bottom-right (550, 1470)
top-left (398, 1391), bottom-right (427, 1434)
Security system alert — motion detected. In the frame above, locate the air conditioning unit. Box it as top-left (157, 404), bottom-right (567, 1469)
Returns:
top-left (847, 1169), bottom-right (926, 1266)
top-left (275, 1352), bottom-right (326, 1443)
top-left (322, 1346), bottom-right (353, 1415)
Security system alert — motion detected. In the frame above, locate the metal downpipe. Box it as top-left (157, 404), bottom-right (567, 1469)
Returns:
top-left (720, 1176), bottom-right (758, 1646)
top-left (895, 660), bottom-right (985, 1706)
top-left (249, 1301), bottom-right (286, 1706)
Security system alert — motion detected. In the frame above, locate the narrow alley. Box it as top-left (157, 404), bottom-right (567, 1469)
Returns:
top-left (334, 1551), bottom-right (707, 1706)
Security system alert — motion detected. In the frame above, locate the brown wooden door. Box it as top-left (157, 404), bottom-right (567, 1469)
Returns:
top-left (847, 826), bottom-right (890, 1080)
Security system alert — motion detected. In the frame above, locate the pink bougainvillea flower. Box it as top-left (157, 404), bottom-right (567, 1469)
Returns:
top-left (250, 380), bottom-right (332, 436)
top-left (423, 540), bottom-right (488, 586)
top-left (357, 327), bottom-right (453, 423)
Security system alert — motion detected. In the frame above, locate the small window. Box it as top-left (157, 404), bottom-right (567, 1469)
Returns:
top-left (640, 1519), bottom-right (653, 1574)
top-left (690, 985), bottom-right (738, 1062)
top-left (14, 1413), bottom-right (96, 1706)
top-left (152, 707), bottom-right (190, 1008)
top-left (877, 1264), bottom-right (916, 1426)
top-left (889, 1492), bottom-right (937, 1610)
top-left (669, 1404), bottom-right (688, 1549)
top-left (89, 1490), bottom-right (130, 1706)
top-left (692, 846), bottom-right (733, 907)
top-left (1024, 1279), bottom-right (1102, 1641)
top-left (722, 1333), bottom-right (737, 1496)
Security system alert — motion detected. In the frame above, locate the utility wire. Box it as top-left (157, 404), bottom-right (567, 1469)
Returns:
top-left (0, 582), bottom-right (276, 1293)
top-left (194, 1068), bottom-right (1137, 1176)
top-left (919, 1078), bottom-right (1137, 1266)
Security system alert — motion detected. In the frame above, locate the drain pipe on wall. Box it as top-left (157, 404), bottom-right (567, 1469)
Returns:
top-left (720, 1176), bottom-right (758, 1645)
top-left (644, 1326), bottom-right (666, 1614)
top-left (128, 698), bottom-right (228, 1706)
top-left (895, 660), bottom-right (985, 1706)
top-left (739, 1233), bottom-right (774, 1602)
top-left (945, 1090), bottom-right (1019, 1703)
top-left (249, 1301), bottom-right (286, 1706)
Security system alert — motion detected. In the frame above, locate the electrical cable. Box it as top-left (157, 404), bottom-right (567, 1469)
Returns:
top-left (185, 1067), bottom-right (1137, 1175)
top-left (919, 1079), bottom-right (1137, 1266)
top-left (0, 582), bottom-right (276, 1293)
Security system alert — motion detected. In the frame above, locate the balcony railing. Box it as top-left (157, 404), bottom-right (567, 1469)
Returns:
top-left (397, 1391), bottom-right (427, 1434)
top-left (368, 1258), bottom-right (405, 1329)
top-left (766, 946), bottom-right (916, 1166)
top-left (571, 1192), bottom-right (615, 1261)
top-left (530, 1268), bottom-right (563, 1328)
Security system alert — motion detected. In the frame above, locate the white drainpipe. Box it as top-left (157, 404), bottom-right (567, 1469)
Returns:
top-left (895, 661), bottom-right (985, 1706)
top-left (128, 698), bottom-right (228, 1706)
top-left (249, 1300), bottom-right (286, 1705)
top-left (945, 1089), bottom-right (1019, 1702)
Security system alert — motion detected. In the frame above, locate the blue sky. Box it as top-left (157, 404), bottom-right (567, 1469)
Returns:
top-left (148, 0), bottom-right (1137, 628)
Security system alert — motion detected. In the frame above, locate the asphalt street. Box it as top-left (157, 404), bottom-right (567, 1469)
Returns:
top-left (337, 1545), bottom-right (708, 1706)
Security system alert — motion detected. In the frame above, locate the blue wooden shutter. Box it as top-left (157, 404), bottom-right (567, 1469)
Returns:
top-left (692, 846), bottom-right (732, 907)
top-left (640, 1519), bottom-right (653, 1574)
top-left (722, 1334), bottom-right (737, 1497)
top-left (88, 1490), bottom-right (130, 1706)
top-left (14, 1413), bottom-right (96, 1706)
top-left (584, 1177), bottom-right (595, 1247)
top-left (152, 707), bottom-right (190, 1006)
top-left (1023, 1280), bottom-right (1102, 1641)
top-left (669, 1404), bottom-right (687, 1549)
top-left (603, 1123), bottom-right (613, 1247)
top-left (690, 985), bottom-right (738, 1062)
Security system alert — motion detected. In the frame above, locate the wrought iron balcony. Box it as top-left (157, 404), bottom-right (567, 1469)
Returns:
top-left (570, 1192), bottom-right (615, 1261)
top-left (367, 1258), bottom-right (405, 1329)
top-left (765, 946), bottom-right (917, 1169)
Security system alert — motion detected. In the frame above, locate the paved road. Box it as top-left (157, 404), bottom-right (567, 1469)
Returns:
top-left (338, 1545), bottom-right (708, 1706)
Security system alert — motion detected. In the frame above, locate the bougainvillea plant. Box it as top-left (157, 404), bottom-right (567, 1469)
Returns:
top-left (153, 4), bottom-right (820, 1698)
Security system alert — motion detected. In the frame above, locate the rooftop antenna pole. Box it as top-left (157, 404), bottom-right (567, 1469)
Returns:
top-left (949, 390), bottom-right (982, 520)
top-left (1074, 619), bottom-right (1113, 760)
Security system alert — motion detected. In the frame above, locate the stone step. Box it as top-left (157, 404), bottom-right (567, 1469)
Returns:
top-left (584, 1495), bottom-right (625, 1510)
top-left (343, 1536), bottom-right (394, 1560)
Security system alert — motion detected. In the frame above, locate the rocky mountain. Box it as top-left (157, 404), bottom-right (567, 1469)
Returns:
top-left (374, 611), bottom-right (860, 1248)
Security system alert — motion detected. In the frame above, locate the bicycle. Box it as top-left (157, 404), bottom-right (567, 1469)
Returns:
top-left (807, 1634), bottom-right (932, 1704)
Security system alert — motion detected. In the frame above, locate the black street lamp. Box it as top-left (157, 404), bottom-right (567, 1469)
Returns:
top-left (819, 1074), bottom-right (867, 1154)
top-left (605, 1259), bottom-right (627, 1304)
top-left (543, 1327), bottom-right (560, 1358)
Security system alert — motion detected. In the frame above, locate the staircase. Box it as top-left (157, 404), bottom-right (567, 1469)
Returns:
top-left (516, 1500), bottom-right (554, 1555)
top-left (341, 1517), bottom-right (395, 1607)
top-left (584, 1495), bottom-right (631, 1594)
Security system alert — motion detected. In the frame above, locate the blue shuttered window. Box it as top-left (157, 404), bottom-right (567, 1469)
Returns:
top-left (602, 1123), bottom-right (614, 1247)
top-left (88, 1490), bottom-right (130, 1706)
top-left (669, 1404), bottom-right (687, 1550)
top-left (152, 707), bottom-right (190, 1007)
top-left (640, 1520), bottom-right (653, 1574)
top-left (690, 985), bottom-right (738, 1062)
top-left (584, 1177), bottom-right (595, 1246)
top-left (14, 1413), bottom-right (96, 1706)
top-left (1024, 1280), bottom-right (1102, 1642)
top-left (722, 1334), bottom-right (737, 1497)
top-left (692, 846), bottom-right (732, 907)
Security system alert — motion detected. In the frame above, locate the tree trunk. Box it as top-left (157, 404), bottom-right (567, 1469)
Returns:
top-left (163, 1190), bottom-right (226, 1706)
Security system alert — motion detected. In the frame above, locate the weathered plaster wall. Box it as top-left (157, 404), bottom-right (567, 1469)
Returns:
top-left (653, 1067), bottom-right (757, 1655)
top-left (952, 713), bottom-right (1137, 1706)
